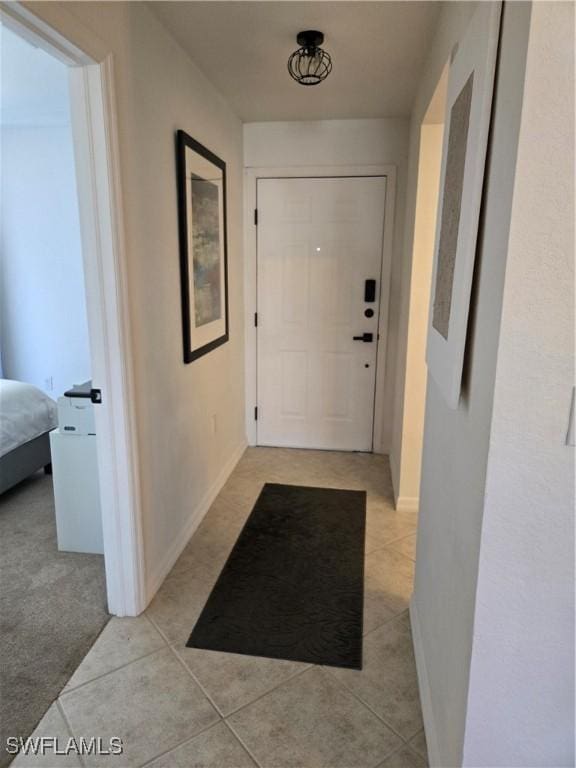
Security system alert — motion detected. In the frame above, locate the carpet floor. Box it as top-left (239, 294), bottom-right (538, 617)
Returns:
top-left (0, 471), bottom-right (109, 767)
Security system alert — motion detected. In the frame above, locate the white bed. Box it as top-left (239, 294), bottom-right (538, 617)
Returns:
top-left (0, 379), bottom-right (58, 493)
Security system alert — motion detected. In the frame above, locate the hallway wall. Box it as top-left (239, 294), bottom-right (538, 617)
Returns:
top-left (389, 2), bottom-right (477, 506)
top-left (23, 1), bottom-right (247, 601)
top-left (411, 3), bottom-right (534, 765)
top-left (463, 3), bottom-right (575, 764)
top-left (244, 118), bottom-right (409, 454)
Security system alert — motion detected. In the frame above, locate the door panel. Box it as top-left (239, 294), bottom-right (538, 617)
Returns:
top-left (257, 177), bottom-right (386, 451)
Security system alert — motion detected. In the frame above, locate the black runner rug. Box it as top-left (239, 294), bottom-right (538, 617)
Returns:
top-left (187, 483), bottom-right (366, 669)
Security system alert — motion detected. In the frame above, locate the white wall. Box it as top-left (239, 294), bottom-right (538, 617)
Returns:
top-left (244, 119), bottom-right (408, 170)
top-left (393, 121), bottom-right (443, 509)
top-left (389, 3), bottom-right (477, 505)
top-left (0, 27), bottom-right (91, 396)
top-left (24, 1), bottom-right (247, 600)
top-left (463, 3), bottom-right (575, 765)
top-left (410, 3), bottom-right (533, 765)
top-left (244, 118), bottom-right (409, 454)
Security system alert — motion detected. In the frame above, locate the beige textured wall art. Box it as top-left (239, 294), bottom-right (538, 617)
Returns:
top-left (433, 73), bottom-right (474, 339)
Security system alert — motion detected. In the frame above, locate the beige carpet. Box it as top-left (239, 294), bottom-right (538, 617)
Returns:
top-left (0, 471), bottom-right (109, 766)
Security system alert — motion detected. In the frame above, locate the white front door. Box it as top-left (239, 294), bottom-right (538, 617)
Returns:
top-left (256, 176), bottom-right (387, 451)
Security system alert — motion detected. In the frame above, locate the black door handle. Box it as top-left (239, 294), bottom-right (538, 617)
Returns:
top-left (353, 333), bottom-right (374, 343)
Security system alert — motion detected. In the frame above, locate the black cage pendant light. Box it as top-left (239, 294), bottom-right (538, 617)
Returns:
top-left (288, 30), bottom-right (332, 86)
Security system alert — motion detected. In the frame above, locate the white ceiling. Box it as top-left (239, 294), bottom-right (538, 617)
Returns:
top-left (150, 2), bottom-right (442, 122)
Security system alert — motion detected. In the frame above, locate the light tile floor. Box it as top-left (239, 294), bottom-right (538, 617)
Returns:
top-left (15, 448), bottom-right (427, 768)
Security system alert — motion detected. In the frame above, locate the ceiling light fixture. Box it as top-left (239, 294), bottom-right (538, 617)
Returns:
top-left (288, 30), bottom-right (332, 86)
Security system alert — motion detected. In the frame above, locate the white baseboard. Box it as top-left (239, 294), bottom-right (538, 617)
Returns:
top-left (396, 496), bottom-right (419, 513)
top-left (389, 452), bottom-right (419, 512)
top-left (389, 451), bottom-right (400, 507)
top-left (145, 439), bottom-right (247, 602)
top-left (410, 599), bottom-right (441, 767)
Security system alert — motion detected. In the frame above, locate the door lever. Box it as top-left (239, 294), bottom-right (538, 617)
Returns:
top-left (353, 333), bottom-right (374, 343)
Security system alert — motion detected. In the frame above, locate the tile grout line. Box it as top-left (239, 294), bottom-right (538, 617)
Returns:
top-left (364, 543), bottom-right (414, 558)
top-left (321, 665), bottom-right (421, 749)
top-left (146, 614), bottom-right (316, 725)
top-left (362, 607), bottom-right (411, 640)
top-left (56, 698), bottom-right (86, 768)
top-left (141, 610), bottom-right (164, 634)
top-left (406, 744), bottom-right (429, 767)
top-left (373, 740), bottom-right (425, 768)
top-left (221, 719), bottom-right (263, 768)
top-left (166, 643), bottom-right (226, 719)
top-left (363, 595), bottom-right (413, 631)
top-left (379, 538), bottom-right (417, 561)
top-left (323, 667), bottom-right (411, 748)
top-left (378, 530), bottom-right (417, 547)
top-left (169, 638), bottom-right (314, 723)
top-left (143, 611), bottom-right (179, 646)
top-left (405, 732), bottom-right (429, 764)
top-left (59, 643), bottom-right (169, 698)
top-left (221, 663), bottom-right (312, 721)
top-left (133, 641), bottom-right (247, 766)
top-left (138, 720), bottom-right (224, 768)
top-left (365, 534), bottom-right (418, 558)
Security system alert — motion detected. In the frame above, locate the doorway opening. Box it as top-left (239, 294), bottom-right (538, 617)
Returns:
top-left (0, 4), bottom-right (144, 618)
top-left (0, 6), bottom-right (143, 758)
top-left (392, 64), bottom-right (447, 510)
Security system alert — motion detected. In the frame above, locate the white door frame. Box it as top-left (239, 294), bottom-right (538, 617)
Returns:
top-left (1, 3), bottom-right (146, 615)
top-left (244, 165), bottom-right (397, 453)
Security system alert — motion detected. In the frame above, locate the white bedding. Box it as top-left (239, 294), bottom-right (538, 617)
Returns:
top-left (0, 379), bottom-right (58, 458)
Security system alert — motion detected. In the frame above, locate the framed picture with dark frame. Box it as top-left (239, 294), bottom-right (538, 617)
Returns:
top-left (176, 129), bottom-right (229, 363)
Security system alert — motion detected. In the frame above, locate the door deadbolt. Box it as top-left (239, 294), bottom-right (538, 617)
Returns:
top-left (364, 279), bottom-right (376, 302)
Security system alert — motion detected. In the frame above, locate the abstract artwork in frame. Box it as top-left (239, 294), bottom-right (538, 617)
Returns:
top-left (426, 2), bottom-right (502, 408)
top-left (176, 130), bottom-right (229, 363)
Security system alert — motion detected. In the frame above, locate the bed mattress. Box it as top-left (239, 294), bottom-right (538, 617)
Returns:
top-left (0, 379), bottom-right (58, 458)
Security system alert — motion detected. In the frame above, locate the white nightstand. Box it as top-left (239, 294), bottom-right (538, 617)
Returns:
top-left (49, 429), bottom-right (104, 554)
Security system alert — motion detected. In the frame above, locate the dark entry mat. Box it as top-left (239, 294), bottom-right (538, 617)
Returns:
top-left (187, 483), bottom-right (366, 669)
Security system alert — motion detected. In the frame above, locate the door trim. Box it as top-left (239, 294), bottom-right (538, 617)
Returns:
top-left (244, 165), bottom-right (397, 453)
top-left (1, 2), bottom-right (146, 615)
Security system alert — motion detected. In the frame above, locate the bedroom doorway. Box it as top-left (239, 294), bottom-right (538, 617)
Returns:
top-left (0, 5), bottom-right (144, 618)
top-left (0, 8), bottom-right (143, 761)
